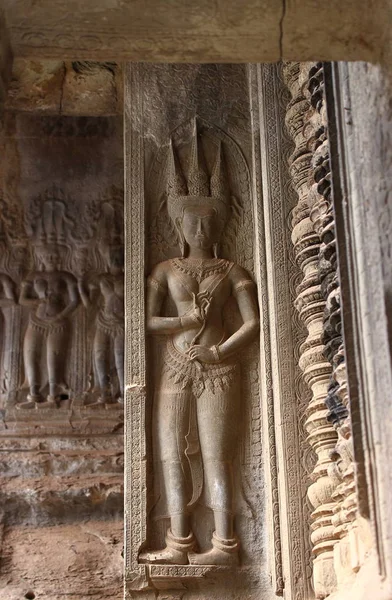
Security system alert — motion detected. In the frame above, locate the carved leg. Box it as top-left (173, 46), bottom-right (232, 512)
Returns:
top-left (93, 327), bottom-right (111, 404)
top-left (114, 329), bottom-right (124, 403)
top-left (46, 327), bottom-right (68, 406)
top-left (19, 325), bottom-right (43, 408)
top-left (140, 388), bottom-right (194, 564)
top-left (189, 385), bottom-right (240, 566)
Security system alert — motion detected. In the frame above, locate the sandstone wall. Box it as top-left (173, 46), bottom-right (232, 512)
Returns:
top-left (0, 110), bottom-right (124, 600)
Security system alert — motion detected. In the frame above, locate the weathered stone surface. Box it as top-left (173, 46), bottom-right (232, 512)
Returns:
top-left (5, 60), bottom-right (122, 115)
top-left (282, 0), bottom-right (382, 61)
top-left (62, 61), bottom-right (121, 116)
top-left (5, 0), bottom-right (392, 63)
top-left (5, 59), bottom-right (64, 113)
top-left (329, 58), bottom-right (392, 600)
top-left (2, 0), bottom-right (388, 63)
top-left (0, 107), bottom-right (124, 598)
top-left (0, 473), bottom-right (123, 524)
top-left (3, 0), bottom-right (281, 62)
top-left (1, 520), bottom-right (123, 600)
top-left (0, 432), bottom-right (124, 524)
top-left (0, 438), bottom-right (124, 478)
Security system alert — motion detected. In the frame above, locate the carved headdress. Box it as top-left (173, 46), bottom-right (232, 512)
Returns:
top-left (166, 122), bottom-right (230, 231)
top-left (26, 186), bottom-right (75, 248)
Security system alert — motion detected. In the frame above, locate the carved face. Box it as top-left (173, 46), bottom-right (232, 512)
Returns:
top-left (73, 247), bottom-right (91, 274)
top-left (11, 245), bottom-right (30, 272)
top-left (36, 245), bottom-right (60, 271)
top-left (180, 206), bottom-right (219, 250)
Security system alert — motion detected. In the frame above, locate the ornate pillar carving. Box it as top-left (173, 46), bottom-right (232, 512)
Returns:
top-left (308, 63), bottom-right (371, 588)
top-left (283, 61), bottom-right (338, 598)
top-left (306, 61), bottom-right (372, 589)
top-left (284, 60), bottom-right (373, 597)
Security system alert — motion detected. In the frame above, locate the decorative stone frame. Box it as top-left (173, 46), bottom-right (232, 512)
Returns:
top-left (124, 62), bottom-right (312, 600)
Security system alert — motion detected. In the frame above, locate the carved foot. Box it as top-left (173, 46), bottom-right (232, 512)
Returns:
top-left (139, 530), bottom-right (195, 565)
top-left (105, 397), bottom-right (123, 409)
top-left (87, 397), bottom-right (110, 409)
top-left (36, 395), bottom-right (58, 409)
top-left (188, 532), bottom-right (239, 566)
top-left (17, 394), bottom-right (42, 410)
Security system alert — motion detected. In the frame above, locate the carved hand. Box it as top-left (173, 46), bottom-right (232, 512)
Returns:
top-left (181, 293), bottom-right (209, 330)
top-left (188, 305), bottom-right (205, 325)
top-left (187, 345), bottom-right (220, 364)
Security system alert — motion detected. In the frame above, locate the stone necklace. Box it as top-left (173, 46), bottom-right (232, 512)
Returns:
top-left (171, 257), bottom-right (230, 284)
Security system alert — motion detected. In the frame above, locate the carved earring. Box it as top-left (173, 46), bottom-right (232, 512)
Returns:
top-left (213, 243), bottom-right (219, 258)
top-left (180, 239), bottom-right (189, 258)
top-left (176, 219), bottom-right (187, 258)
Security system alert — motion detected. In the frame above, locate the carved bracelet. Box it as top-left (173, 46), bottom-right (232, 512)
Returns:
top-left (211, 344), bottom-right (221, 362)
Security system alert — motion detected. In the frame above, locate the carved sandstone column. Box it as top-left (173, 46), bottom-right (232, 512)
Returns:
top-left (283, 62), bottom-right (338, 598)
top-left (307, 63), bottom-right (371, 589)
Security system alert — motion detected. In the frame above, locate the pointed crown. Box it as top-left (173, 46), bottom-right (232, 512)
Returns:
top-left (166, 122), bottom-right (230, 225)
top-left (26, 186), bottom-right (75, 247)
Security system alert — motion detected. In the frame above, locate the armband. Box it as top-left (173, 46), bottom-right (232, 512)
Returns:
top-left (147, 277), bottom-right (166, 294)
top-left (233, 280), bottom-right (255, 293)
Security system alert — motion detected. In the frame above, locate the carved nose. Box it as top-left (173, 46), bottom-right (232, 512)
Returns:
top-left (196, 220), bottom-right (204, 236)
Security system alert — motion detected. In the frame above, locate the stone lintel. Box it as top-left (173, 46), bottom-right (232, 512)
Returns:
top-left (2, 0), bottom-right (384, 63)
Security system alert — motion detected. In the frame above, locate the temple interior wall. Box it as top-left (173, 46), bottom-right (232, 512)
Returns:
top-left (0, 105), bottom-right (125, 600)
top-left (327, 59), bottom-right (392, 600)
top-left (0, 4), bottom-right (391, 594)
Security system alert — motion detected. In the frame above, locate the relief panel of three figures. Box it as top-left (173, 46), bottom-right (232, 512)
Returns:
top-left (0, 186), bottom-right (124, 409)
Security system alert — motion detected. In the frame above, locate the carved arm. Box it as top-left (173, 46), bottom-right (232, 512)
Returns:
top-left (217, 283), bottom-right (259, 360)
top-left (19, 278), bottom-right (41, 307)
top-left (50, 275), bottom-right (79, 321)
top-left (0, 275), bottom-right (16, 307)
top-left (78, 276), bottom-right (98, 309)
top-left (146, 275), bottom-right (203, 335)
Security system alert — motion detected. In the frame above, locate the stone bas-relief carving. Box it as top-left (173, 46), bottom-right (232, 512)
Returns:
top-left (125, 64), bottom-right (267, 600)
top-left (0, 111), bottom-right (124, 600)
top-left (20, 242), bottom-right (79, 408)
top-left (140, 125), bottom-right (259, 567)
top-left (0, 184), bottom-right (124, 413)
top-left (78, 245), bottom-right (124, 406)
top-left (0, 274), bottom-right (16, 309)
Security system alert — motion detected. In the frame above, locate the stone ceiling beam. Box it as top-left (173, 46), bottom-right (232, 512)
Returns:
top-left (2, 0), bottom-right (385, 63)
